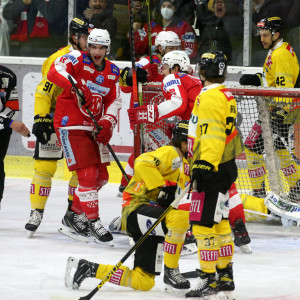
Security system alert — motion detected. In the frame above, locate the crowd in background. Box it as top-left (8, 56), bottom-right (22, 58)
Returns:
top-left (0, 0), bottom-right (300, 66)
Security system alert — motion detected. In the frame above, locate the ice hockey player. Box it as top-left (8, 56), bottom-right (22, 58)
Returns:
top-left (47, 28), bottom-right (121, 246)
top-left (117, 31), bottom-right (182, 196)
top-left (0, 65), bottom-right (30, 210)
top-left (186, 50), bottom-right (244, 299)
top-left (239, 16), bottom-right (300, 205)
top-left (25, 18), bottom-right (94, 239)
top-left (128, 50), bottom-right (252, 254)
top-left (65, 120), bottom-right (192, 294)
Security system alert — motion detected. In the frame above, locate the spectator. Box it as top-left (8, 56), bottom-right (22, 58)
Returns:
top-left (133, 0), bottom-right (198, 62)
top-left (3, 0), bottom-right (67, 57)
top-left (0, 0), bottom-right (10, 55)
top-left (0, 65), bottom-right (30, 209)
top-left (81, 0), bottom-right (117, 39)
top-left (76, 0), bottom-right (114, 18)
top-left (196, 0), bottom-right (243, 65)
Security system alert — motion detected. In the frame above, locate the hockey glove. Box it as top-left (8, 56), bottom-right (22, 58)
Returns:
top-left (120, 67), bottom-right (148, 86)
top-left (270, 107), bottom-right (289, 136)
top-left (192, 160), bottom-right (214, 192)
top-left (146, 63), bottom-right (159, 82)
top-left (239, 73), bottom-right (262, 86)
top-left (95, 114), bottom-right (117, 145)
top-left (76, 81), bottom-right (93, 109)
top-left (32, 114), bottom-right (54, 144)
top-left (157, 181), bottom-right (178, 208)
top-left (128, 104), bottom-right (159, 125)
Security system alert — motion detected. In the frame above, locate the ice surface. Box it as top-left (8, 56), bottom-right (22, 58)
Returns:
top-left (1, 178), bottom-right (300, 300)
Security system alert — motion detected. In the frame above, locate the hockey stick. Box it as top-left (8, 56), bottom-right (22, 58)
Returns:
top-left (74, 184), bottom-right (190, 300)
top-left (145, 0), bottom-right (153, 63)
top-left (128, 0), bottom-right (144, 158)
top-left (244, 209), bottom-right (280, 220)
top-left (67, 75), bottom-right (130, 182)
top-left (273, 132), bottom-right (300, 165)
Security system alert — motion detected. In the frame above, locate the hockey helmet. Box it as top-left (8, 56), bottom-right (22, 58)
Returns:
top-left (196, 51), bottom-right (227, 77)
top-left (88, 29), bottom-right (111, 54)
top-left (155, 31), bottom-right (181, 49)
top-left (161, 50), bottom-right (192, 73)
top-left (172, 120), bottom-right (189, 147)
top-left (69, 18), bottom-right (93, 36)
top-left (257, 17), bottom-right (283, 35)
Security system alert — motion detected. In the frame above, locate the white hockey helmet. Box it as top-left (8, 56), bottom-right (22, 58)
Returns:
top-left (161, 50), bottom-right (192, 73)
top-left (87, 28), bottom-right (111, 54)
top-left (155, 31), bottom-right (181, 50)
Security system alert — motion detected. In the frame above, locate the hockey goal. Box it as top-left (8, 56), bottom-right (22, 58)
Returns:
top-left (141, 83), bottom-right (300, 204)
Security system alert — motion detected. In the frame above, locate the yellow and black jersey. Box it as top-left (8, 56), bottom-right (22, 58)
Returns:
top-left (121, 145), bottom-right (183, 230)
top-left (262, 40), bottom-right (299, 89)
top-left (34, 45), bottom-right (72, 116)
top-left (188, 83), bottom-right (244, 171)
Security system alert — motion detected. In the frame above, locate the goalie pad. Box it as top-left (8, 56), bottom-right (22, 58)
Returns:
top-left (264, 191), bottom-right (300, 225)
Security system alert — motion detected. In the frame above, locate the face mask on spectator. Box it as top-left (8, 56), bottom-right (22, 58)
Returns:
top-left (161, 7), bottom-right (174, 20)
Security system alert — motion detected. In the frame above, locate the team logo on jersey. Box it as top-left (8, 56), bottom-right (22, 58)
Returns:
top-left (110, 65), bottom-right (119, 75)
top-left (266, 55), bottom-right (272, 68)
top-left (146, 219), bottom-right (156, 235)
top-left (64, 54), bottom-right (78, 65)
top-left (82, 53), bottom-right (92, 65)
top-left (96, 75), bottom-right (104, 84)
top-left (181, 32), bottom-right (195, 40)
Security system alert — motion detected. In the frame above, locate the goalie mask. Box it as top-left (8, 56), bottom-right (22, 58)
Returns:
top-left (88, 29), bottom-right (111, 54)
top-left (196, 51), bottom-right (227, 77)
top-left (172, 120), bottom-right (188, 148)
top-left (155, 31), bottom-right (181, 51)
top-left (161, 50), bottom-right (192, 73)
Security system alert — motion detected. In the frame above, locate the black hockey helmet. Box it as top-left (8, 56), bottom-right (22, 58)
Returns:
top-left (257, 17), bottom-right (283, 35)
top-left (69, 18), bottom-right (93, 36)
top-left (196, 51), bottom-right (227, 77)
top-left (172, 120), bottom-right (189, 147)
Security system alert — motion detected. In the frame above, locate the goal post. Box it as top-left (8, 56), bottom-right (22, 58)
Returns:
top-left (139, 83), bottom-right (300, 204)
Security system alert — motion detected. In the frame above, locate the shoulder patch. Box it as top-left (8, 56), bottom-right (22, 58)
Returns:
top-left (82, 53), bottom-right (92, 65)
top-left (110, 64), bottom-right (120, 76)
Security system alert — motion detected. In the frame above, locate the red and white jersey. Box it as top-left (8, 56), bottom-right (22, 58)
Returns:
top-left (47, 50), bottom-right (121, 128)
top-left (158, 72), bottom-right (202, 121)
top-left (134, 20), bottom-right (197, 60)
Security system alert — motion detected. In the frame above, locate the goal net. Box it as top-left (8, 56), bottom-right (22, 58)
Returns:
top-left (141, 83), bottom-right (300, 204)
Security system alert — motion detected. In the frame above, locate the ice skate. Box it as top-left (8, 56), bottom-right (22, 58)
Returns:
top-left (181, 230), bottom-right (197, 256)
top-left (25, 209), bottom-right (44, 237)
top-left (89, 218), bottom-right (114, 246)
top-left (185, 270), bottom-right (218, 299)
top-left (217, 263), bottom-right (235, 300)
top-left (65, 256), bottom-right (98, 289)
top-left (232, 219), bottom-right (252, 254)
top-left (164, 265), bottom-right (190, 295)
top-left (58, 210), bottom-right (90, 242)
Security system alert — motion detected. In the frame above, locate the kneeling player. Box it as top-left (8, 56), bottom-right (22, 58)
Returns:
top-left (65, 121), bottom-right (193, 294)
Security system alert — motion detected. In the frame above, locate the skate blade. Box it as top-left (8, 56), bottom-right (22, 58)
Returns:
top-left (93, 237), bottom-right (114, 247)
top-left (164, 284), bottom-right (189, 296)
top-left (239, 244), bottom-right (252, 254)
top-left (26, 230), bottom-right (36, 238)
top-left (58, 225), bottom-right (90, 243)
top-left (65, 256), bottom-right (79, 288)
